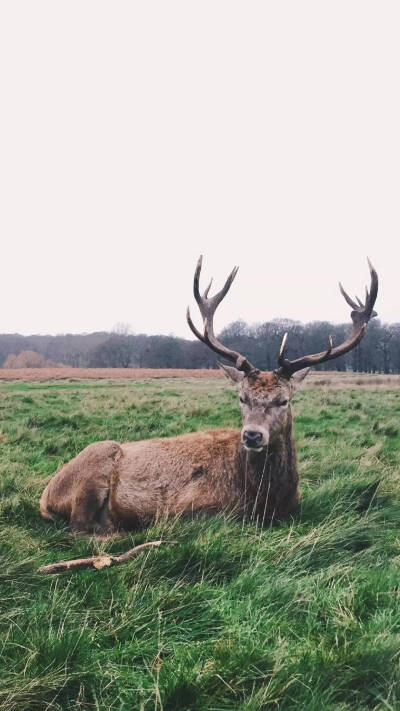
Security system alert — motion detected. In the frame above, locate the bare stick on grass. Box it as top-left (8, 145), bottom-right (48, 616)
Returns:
top-left (38, 540), bottom-right (170, 574)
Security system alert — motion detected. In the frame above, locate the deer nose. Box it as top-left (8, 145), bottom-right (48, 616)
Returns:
top-left (243, 430), bottom-right (263, 447)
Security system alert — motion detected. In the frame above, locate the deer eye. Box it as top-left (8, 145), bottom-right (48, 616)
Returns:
top-left (279, 399), bottom-right (288, 407)
top-left (239, 395), bottom-right (245, 404)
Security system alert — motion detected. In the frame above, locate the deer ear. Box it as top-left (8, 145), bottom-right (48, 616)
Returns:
top-left (291, 367), bottom-right (310, 391)
top-left (219, 363), bottom-right (245, 384)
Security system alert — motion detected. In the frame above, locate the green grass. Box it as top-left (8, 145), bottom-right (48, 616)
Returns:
top-left (1, 377), bottom-right (400, 711)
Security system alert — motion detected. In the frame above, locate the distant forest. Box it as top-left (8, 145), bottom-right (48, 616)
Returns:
top-left (1, 318), bottom-right (399, 373)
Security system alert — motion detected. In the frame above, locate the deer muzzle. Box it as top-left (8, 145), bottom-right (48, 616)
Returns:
top-left (241, 427), bottom-right (269, 452)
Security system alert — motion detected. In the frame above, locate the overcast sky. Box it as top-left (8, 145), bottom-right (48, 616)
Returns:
top-left (0, 1), bottom-right (399, 339)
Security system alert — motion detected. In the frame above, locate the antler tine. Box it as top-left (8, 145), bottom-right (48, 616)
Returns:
top-left (187, 257), bottom-right (256, 374)
top-left (212, 266), bottom-right (239, 308)
top-left (277, 258), bottom-right (378, 379)
top-left (366, 258), bottom-right (378, 317)
top-left (339, 282), bottom-right (359, 310)
top-left (203, 278), bottom-right (213, 298)
top-left (186, 306), bottom-right (207, 345)
top-left (277, 332), bottom-right (288, 369)
top-left (193, 255), bottom-right (203, 304)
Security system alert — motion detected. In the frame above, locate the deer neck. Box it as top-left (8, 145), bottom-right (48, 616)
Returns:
top-left (238, 420), bottom-right (295, 474)
top-left (235, 414), bottom-right (298, 518)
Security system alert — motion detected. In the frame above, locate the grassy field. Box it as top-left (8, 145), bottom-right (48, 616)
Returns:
top-left (1, 376), bottom-right (400, 710)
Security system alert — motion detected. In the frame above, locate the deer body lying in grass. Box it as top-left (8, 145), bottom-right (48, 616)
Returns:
top-left (40, 258), bottom-right (378, 536)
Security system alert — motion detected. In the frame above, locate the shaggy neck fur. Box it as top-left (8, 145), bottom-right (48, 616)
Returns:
top-left (234, 413), bottom-right (299, 523)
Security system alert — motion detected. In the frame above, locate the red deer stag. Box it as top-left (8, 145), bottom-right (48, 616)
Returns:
top-left (40, 257), bottom-right (378, 536)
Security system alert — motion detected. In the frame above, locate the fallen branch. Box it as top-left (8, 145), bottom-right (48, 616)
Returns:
top-left (38, 540), bottom-right (169, 574)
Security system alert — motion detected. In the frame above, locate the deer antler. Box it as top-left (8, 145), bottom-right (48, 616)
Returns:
top-left (276, 258), bottom-right (378, 378)
top-left (187, 256), bottom-right (257, 375)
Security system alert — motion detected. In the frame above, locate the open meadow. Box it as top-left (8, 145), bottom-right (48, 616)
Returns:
top-left (1, 373), bottom-right (400, 710)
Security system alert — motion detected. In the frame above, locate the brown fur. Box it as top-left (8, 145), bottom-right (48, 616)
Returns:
top-left (247, 371), bottom-right (280, 394)
top-left (40, 370), bottom-right (307, 535)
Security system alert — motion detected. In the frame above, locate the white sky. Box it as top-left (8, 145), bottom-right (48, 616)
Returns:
top-left (0, 1), bottom-right (399, 338)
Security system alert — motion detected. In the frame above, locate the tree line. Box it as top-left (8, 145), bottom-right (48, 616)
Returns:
top-left (0, 318), bottom-right (399, 372)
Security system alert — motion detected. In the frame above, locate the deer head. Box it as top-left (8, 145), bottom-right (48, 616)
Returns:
top-left (187, 256), bottom-right (378, 452)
